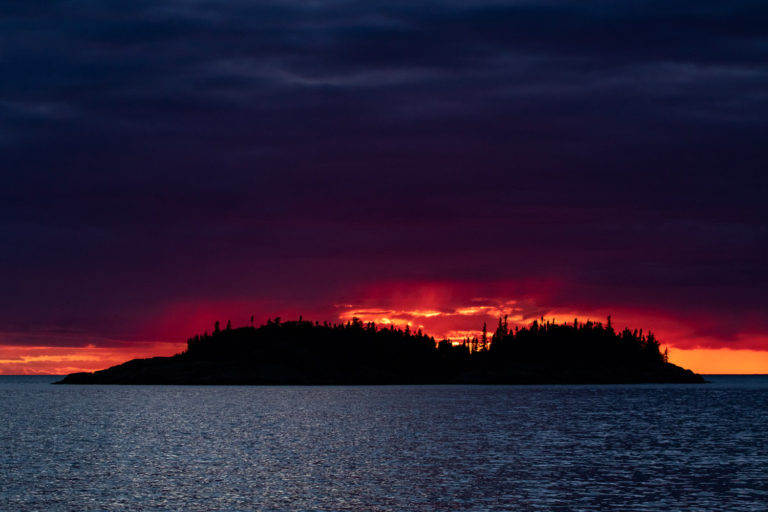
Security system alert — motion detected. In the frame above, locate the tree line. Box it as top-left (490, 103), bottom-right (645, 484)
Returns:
top-left (184, 314), bottom-right (669, 379)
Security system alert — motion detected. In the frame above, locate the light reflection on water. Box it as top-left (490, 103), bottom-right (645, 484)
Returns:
top-left (1, 376), bottom-right (766, 511)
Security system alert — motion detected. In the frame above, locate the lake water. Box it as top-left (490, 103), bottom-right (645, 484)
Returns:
top-left (1, 376), bottom-right (767, 511)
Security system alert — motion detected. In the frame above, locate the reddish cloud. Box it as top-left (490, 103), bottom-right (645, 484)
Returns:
top-left (333, 281), bottom-right (768, 354)
top-left (2, 283), bottom-right (768, 374)
top-left (2, 277), bottom-right (767, 375)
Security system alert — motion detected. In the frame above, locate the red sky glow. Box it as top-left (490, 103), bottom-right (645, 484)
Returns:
top-left (3, 280), bottom-right (766, 375)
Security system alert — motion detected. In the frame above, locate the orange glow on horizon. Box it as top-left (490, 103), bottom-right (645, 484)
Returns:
top-left (1, 294), bottom-right (767, 374)
top-left (335, 303), bottom-right (768, 374)
top-left (1, 341), bottom-right (766, 376)
top-left (666, 347), bottom-right (768, 375)
top-left (0, 343), bottom-right (185, 375)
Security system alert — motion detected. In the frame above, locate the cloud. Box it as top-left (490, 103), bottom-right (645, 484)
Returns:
top-left (0, 0), bottom-right (766, 357)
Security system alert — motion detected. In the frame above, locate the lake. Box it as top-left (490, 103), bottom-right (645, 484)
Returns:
top-left (1, 376), bottom-right (766, 511)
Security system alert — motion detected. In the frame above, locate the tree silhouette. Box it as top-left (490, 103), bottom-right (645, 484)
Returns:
top-left (58, 314), bottom-right (704, 384)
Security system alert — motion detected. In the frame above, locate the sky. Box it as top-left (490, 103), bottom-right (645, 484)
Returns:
top-left (2, 0), bottom-right (767, 374)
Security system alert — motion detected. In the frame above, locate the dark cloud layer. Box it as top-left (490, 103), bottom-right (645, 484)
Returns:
top-left (1, 0), bottom-right (767, 348)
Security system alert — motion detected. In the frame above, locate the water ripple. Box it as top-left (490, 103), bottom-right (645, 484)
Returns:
top-left (1, 376), bottom-right (766, 511)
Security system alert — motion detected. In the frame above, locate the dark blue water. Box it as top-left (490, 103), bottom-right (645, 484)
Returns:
top-left (1, 376), bottom-right (766, 511)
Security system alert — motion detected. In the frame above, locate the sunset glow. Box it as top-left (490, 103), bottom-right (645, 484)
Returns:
top-left (2, 0), bottom-right (765, 381)
top-left (665, 348), bottom-right (768, 375)
top-left (0, 343), bottom-right (184, 376)
top-left (2, 286), bottom-right (767, 375)
top-left (2, 284), bottom-right (767, 375)
top-left (4, 336), bottom-right (766, 376)
top-left (335, 298), bottom-right (768, 374)
top-left (2, 3), bottom-right (765, 511)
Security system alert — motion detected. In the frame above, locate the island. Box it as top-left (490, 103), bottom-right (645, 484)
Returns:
top-left (57, 316), bottom-right (705, 384)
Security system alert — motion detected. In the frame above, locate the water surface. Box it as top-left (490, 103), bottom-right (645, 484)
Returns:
top-left (1, 376), bottom-right (766, 511)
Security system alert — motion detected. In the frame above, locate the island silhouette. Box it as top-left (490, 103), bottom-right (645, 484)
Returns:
top-left (57, 316), bottom-right (704, 384)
